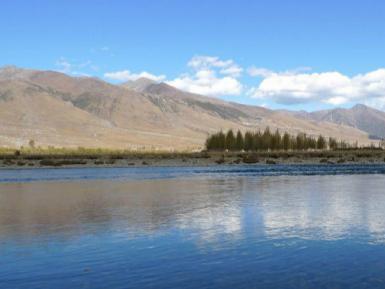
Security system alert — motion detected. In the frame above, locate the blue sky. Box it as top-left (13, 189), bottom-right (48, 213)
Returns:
top-left (1, 0), bottom-right (385, 111)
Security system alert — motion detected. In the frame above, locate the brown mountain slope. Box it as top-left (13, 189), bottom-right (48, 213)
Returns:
top-left (0, 79), bottom-right (204, 149)
top-left (122, 79), bottom-right (371, 142)
top-left (122, 77), bottom-right (157, 92)
top-left (289, 104), bottom-right (385, 140)
top-left (0, 66), bottom-right (371, 150)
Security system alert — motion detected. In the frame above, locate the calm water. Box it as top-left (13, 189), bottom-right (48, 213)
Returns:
top-left (1, 165), bottom-right (385, 289)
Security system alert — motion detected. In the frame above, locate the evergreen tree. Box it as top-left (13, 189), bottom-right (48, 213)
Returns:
top-left (329, 137), bottom-right (338, 150)
top-left (205, 131), bottom-right (226, 150)
top-left (225, 130), bottom-right (235, 150)
top-left (271, 129), bottom-right (282, 150)
top-left (282, 132), bottom-right (290, 151)
top-left (296, 133), bottom-right (305, 150)
top-left (205, 127), bottom-right (349, 152)
top-left (317, 135), bottom-right (326, 150)
top-left (262, 127), bottom-right (272, 150)
top-left (305, 135), bottom-right (316, 150)
top-left (235, 130), bottom-right (244, 151)
top-left (254, 131), bottom-right (262, 151)
top-left (205, 136), bottom-right (213, 150)
top-left (289, 136), bottom-right (296, 150)
top-left (244, 131), bottom-right (254, 151)
top-left (218, 131), bottom-right (226, 150)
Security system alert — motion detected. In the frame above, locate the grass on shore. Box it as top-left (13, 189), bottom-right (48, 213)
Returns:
top-left (0, 146), bottom-right (384, 161)
top-left (0, 147), bottom-right (201, 160)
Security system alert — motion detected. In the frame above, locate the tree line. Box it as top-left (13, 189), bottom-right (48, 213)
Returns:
top-left (205, 128), bottom-right (352, 151)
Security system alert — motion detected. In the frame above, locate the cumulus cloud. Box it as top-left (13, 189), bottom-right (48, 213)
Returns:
top-left (168, 71), bottom-right (242, 96)
top-left (248, 68), bottom-right (385, 107)
top-left (248, 67), bottom-right (275, 78)
top-left (104, 70), bottom-right (166, 82)
top-left (167, 55), bottom-right (243, 97)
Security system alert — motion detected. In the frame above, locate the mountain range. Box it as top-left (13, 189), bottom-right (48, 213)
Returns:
top-left (0, 65), bottom-right (383, 150)
top-left (287, 105), bottom-right (385, 140)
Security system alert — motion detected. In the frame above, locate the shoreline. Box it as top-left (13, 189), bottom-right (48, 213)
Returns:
top-left (1, 150), bottom-right (384, 169)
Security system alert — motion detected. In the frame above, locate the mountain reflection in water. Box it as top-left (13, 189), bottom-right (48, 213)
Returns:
top-left (1, 175), bottom-right (385, 243)
top-left (1, 170), bottom-right (385, 289)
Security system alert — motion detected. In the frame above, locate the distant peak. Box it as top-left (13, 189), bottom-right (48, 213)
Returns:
top-left (0, 65), bottom-right (22, 73)
top-left (121, 77), bottom-right (158, 92)
top-left (353, 103), bottom-right (367, 109)
top-left (0, 65), bottom-right (37, 80)
top-left (140, 81), bottom-right (180, 94)
top-left (351, 103), bottom-right (373, 111)
top-left (135, 77), bottom-right (157, 83)
top-left (123, 77), bottom-right (157, 85)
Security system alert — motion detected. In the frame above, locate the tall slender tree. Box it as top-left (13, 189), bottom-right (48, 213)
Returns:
top-left (235, 130), bottom-right (244, 151)
top-left (244, 131), bottom-right (254, 151)
top-left (282, 132), bottom-right (290, 151)
top-left (317, 135), bottom-right (326, 150)
top-left (225, 130), bottom-right (236, 150)
top-left (205, 128), bottom-right (350, 151)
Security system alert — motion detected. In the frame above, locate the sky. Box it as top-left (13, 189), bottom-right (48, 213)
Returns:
top-left (1, 0), bottom-right (385, 111)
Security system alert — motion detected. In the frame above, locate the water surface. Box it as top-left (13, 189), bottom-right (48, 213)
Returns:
top-left (1, 165), bottom-right (385, 289)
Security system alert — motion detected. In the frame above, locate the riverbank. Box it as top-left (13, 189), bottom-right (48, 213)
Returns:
top-left (1, 149), bottom-right (385, 169)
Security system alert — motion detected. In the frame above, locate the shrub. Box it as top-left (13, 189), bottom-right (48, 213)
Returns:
top-left (242, 154), bottom-right (259, 164)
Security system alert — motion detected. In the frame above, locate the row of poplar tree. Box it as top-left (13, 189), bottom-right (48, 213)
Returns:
top-left (205, 128), bottom-right (350, 151)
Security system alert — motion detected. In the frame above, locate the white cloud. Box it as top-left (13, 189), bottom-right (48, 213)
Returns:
top-left (248, 67), bottom-right (275, 78)
top-left (55, 57), bottom-right (97, 76)
top-left (56, 58), bottom-right (72, 74)
top-left (168, 72), bottom-right (242, 96)
top-left (166, 55), bottom-right (243, 97)
top-left (248, 68), bottom-right (385, 107)
top-left (188, 55), bottom-right (243, 77)
top-left (220, 66), bottom-right (243, 77)
top-left (248, 66), bottom-right (312, 78)
top-left (188, 56), bottom-right (233, 69)
top-left (104, 70), bottom-right (166, 82)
